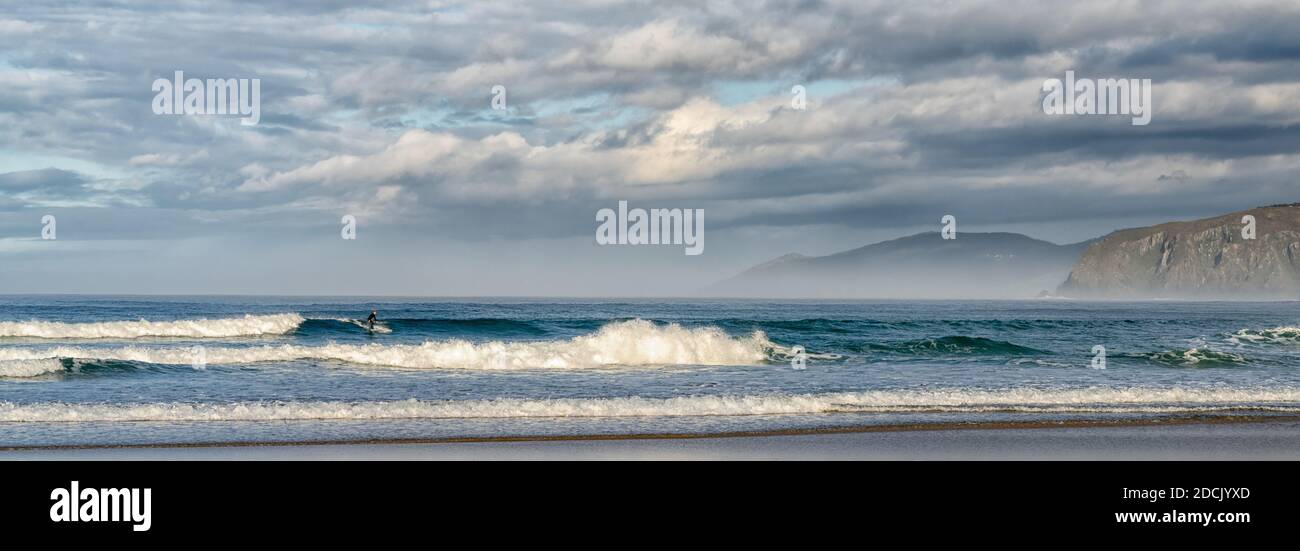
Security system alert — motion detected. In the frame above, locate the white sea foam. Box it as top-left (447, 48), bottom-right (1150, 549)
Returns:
top-left (1229, 326), bottom-right (1300, 345)
top-left (0, 313), bottom-right (304, 339)
top-left (1008, 358), bottom-right (1074, 368)
top-left (1143, 348), bottom-right (1247, 364)
top-left (1, 386), bottom-right (1297, 423)
top-left (0, 319), bottom-right (774, 370)
top-left (0, 359), bottom-right (63, 378)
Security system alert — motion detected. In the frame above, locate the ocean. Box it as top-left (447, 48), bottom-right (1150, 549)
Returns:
top-left (1, 296), bottom-right (1298, 448)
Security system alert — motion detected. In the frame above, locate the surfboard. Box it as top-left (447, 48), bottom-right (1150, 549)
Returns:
top-left (347, 319), bottom-right (391, 333)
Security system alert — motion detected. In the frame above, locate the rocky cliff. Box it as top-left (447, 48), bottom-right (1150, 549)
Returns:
top-left (1059, 205), bottom-right (1300, 299)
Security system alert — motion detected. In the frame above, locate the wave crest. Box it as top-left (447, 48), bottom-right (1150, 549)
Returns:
top-left (0, 319), bottom-right (773, 370)
top-left (1230, 327), bottom-right (1300, 345)
top-left (0, 359), bottom-right (64, 378)
top-left (1139, 348), bottom-right (1248, 366)
top-left (866, 336), bottom-right (1046, 355)
top-left (0, 314), bottom-right (304, 339)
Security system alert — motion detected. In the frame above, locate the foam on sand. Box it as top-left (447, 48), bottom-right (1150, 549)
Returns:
top-left (0, 319), bottom-right (775, 370)
top-left (2, 386), bottom-right (1298, 422)
top-left (0, 314), bottom-right (304, 339)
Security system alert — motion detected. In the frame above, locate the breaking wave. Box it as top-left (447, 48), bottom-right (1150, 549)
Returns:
top-left (1229, 326), bottom-right (1300, 345)
top-left (3, 386), bottom-right (1298, 422)
top-left (0, 359), bottom-right (63, 378)
top-left (0, 319), bottom-right (775, 370)
top-left (1137, 348), bottom-right (1249, 366)
top-left (0, 314), bottom-right (304, 339)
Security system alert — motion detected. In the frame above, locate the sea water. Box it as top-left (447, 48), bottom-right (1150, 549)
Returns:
top-left (1, 296), bottom-right (1298, 447)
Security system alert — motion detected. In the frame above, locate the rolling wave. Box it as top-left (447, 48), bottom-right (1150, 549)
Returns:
top-left (3, 386), bottom-right (1297, 422)
top-left (0, 319), bottom-right (775, 370)
top-left (297, 317), bottom-right (559, 337)
top-left (0, 314), bottom-right (304, 339)
top-left (328, 318), bottom-right (394, 334)
top-left (863, 336), bottom-right (1047, 355)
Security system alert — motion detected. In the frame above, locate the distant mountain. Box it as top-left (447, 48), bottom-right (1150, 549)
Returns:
top-left (1059, 205), bottom-right (1300, 299)
top-left (706, 232), bottom-right (1091, 299)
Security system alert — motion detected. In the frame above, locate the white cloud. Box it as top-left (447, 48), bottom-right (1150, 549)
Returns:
top-left (0, 19), bottom-right (42, 34)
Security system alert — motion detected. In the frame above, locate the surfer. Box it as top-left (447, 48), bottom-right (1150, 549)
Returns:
top-left (366, 310), bottom-right (378, 330)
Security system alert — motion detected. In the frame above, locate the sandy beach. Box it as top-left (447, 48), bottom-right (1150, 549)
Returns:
top-left (6, 418), bottom-right (1300, 460)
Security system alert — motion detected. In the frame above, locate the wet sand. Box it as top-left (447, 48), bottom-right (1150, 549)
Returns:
top-left (5, 417), bottom-right (1300, 460)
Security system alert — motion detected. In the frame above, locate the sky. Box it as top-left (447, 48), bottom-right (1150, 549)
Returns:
top-left (2, 0), bottom-right (1300, 296)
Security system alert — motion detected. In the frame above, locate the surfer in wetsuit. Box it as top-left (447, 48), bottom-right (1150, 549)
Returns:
top-left (366, 310), bottom-right (378, 330)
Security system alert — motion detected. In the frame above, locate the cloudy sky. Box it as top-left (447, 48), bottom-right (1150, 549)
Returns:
top-left (2, 0), bottom-right (1299, 295)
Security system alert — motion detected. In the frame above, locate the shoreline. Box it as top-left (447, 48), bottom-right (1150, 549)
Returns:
top-left (4, 413), bottom-right (1298, 452)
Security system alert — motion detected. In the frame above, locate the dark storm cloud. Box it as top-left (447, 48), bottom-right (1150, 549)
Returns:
top-left (907, 124), bottom-right (1300, 168)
